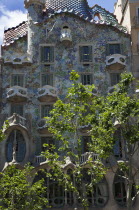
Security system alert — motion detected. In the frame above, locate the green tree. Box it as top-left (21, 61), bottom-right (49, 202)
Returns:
top-left (46, 71), bottom-right (139, 210)
top-left (91, 73), bottom-right (139, 210)
top-left (46, 71), bottom-right (106, 208)
top-left (0, 164), bottom-right (48, 210)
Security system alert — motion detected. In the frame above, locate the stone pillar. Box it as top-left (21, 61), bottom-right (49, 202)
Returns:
top-left (24, 0), bottom-right (44, 62)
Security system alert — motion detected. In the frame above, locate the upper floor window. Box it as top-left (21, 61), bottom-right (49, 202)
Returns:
top-left (40, 46), bottom-right (54, 63)
top-left (41, 74), bottom-right (53, 86)
top-left (81, 74), bottom-right (93, 85)
top-left (11, 74), bottom-right (24, 87)
top-left (82, 136), bottom-right (91, 153)
top-left (106, 44), bottom-right (122, 55)
top-left (79, 46), bottom-right (92, 62)
top-left (110, 73), bottom-right (120, 86)
top-left (113, 129), bottom-right (123, 159)
top-left (11, 104), bottom-right (24, 116)
top-left (41, 105), bottom-right (53, 118)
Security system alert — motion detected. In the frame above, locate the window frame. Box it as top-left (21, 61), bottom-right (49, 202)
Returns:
top-left (82, 136), bottom-right (91, 153)
top-left (106, 43), bottom-right (123, 56)
top-left (40, 104), bottom-right (53, 118)
top-left (40, 44), bottom-right (55, 64)
top-left (79, 44), bottom-right (93, 64)
top-left (81, 73), bottom-right (93, 85)
top-left (10, 74), bottom-right (24, 87)
top-left (110, 72), bottom-right (121, 86)
top-left (10, 104), bottom-right (24, 117)
top-left (41, 73), bottom-right (54, 87)
top-left (5, 129), bottom-right (26, 163)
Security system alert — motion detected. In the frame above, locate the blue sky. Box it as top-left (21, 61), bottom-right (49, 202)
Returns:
top-left (0, 0), bottom-right (116, 43)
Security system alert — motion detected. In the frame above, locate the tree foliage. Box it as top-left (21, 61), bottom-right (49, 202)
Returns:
top-left (0, 165), bottom-right (48, 210)
top-left (46, 71), bottom-right (139, 209)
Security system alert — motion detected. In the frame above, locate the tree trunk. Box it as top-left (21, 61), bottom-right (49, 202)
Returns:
top-left (127, 146), bottom-right (133, 210)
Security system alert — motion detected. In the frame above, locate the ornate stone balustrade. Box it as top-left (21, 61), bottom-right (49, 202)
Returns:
top-left (35, 155), bottom-right (46, 164)
top-left (80, 152), bottom-right (99, 163)
top-left (6, 86), bottom-right (28, 102)
top-left (4, 113), bottom-right (27, 130)
top-left (37, 85), bottom-right (57, 102)
top-left (106, 54), bottom-right (126, 70)
top-left (60, 28), bottom-right (72, 42)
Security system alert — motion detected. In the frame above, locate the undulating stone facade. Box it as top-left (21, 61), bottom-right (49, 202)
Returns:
top-left (0, 0), bottom-right (138, 209)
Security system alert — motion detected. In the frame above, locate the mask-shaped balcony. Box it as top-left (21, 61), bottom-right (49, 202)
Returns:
top-left (60, 28), bottom-right (72, 42)
top-left (37, 85), bottom-right (57, 102)
top-left (37, 118), bottom-right (50, 134)
top-left (106, 54), bottom-right (126, 70)
top-left (7, 86), bottom-right (28, 102)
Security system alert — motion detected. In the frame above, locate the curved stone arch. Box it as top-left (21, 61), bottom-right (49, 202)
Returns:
top-left (1, 126), bottom-right (33, 168)
top-left (2, 162), bottom-right (25, 172)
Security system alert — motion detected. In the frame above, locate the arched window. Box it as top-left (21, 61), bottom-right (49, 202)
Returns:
top-left (49, 170), bottom-right (64, 208)
top-left (33, 169), bottom-right (64, 207)
top-left (82, 169), bottom-right (108, 207)
top-left (6, 130), bottom-right (26, 162)
top-left (114, 170), bottom-right (135, 206)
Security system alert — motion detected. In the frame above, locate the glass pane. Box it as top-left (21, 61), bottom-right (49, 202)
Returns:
top-left (6, 132), bottom-right (14, 162)
top-left (6, 130), bottom-right (26, 162)
top-left (11, 74), bottom-right (24, 86)
top-left (113, 129), bottom-right (122, 158)
top-left (109, 44), bottom-right (121, 54)
top-left (81, 74), bottom-right (92, 85)
top-left (110, 73), bottom-right (120, 86)
top-left (11, 104), bottom-right (23, 116)
top-left (42, 74), bottom-right (53, 86)
top-left (41, 47), bottom-right (54, 62)
top-left (80, 46), bottom-right (92, 62)
top-left (41, 105), bottom-right (52, 118)
top-left (82, 136), bottom-right (91, 153)
top-left (16, 130), bottom-right (26, 162)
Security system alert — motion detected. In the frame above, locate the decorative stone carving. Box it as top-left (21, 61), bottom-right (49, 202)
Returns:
top-left (106, 54), bottom-right (126, 70)
top-left (37, 85), bottom-right (57, 102)
top-left (6, 86), bottom-right (28, 102)
top-left (5, 113), bottom-right (27, 129)
top-left (37, 118), bottom-right (50, 134)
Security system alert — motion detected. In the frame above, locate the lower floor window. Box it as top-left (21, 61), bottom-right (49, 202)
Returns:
top-left (33, 168), bottom-right (108, 208)
top-left (114, 170), bottom-right (135, 206)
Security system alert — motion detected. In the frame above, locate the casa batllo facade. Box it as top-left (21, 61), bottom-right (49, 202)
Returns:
top-left (0, 0), bottom-right (137, 209)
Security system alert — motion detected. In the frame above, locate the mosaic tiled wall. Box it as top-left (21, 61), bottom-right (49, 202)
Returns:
top-left (1, 11), bottom-right (131, 155)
